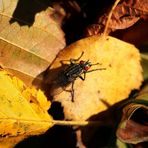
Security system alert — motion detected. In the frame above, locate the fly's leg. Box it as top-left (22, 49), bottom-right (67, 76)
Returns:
top-left (70, 51), bottom-right (84, 64)
top-left (78, 67), bottom-right (106, 81)
top-left (78, 72), bottom-right (86, 81)
top-left (60, 60), bottom-right (69, 66)
top-left (78, 68), bottom-right (106, 81)
top-left (86, 68), bottom-right (106, 73)
top-left (62, 82), bottom-right (75, 102)
top-left (91, 63), bottom-right (102, 66)
top-left (62, 87), bottom-right (72, 93)
top-left (71, 81), bottom-right (75, 102)
top-left (60, 51), bottom-right (84, 65)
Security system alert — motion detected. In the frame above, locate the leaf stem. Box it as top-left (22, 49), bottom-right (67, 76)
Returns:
top-left (141, 53), bottom-right (148, 61)
top-left (103, 0), bottom-right (120, 36)
top-left (51, 120), bottom-right (103, 126)
top-left (0, 117), bottom-right (104, 126)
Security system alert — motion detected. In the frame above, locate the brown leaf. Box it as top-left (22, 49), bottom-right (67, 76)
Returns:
top-left (46, 35), bottom-right (143, 120)
top-left (116, 85), bottom-right (148, 144)
top-left (117, 120), bottom-right (148, 144)
top-left (0, 0), bottom-right (66, 85)
top-left (85, 0), bottom-right (148, 36)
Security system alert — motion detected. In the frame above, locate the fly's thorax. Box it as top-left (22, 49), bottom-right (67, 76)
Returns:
top-left (64, 64), bottom-right (84, 78)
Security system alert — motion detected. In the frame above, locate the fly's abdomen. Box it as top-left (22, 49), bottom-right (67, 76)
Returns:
top-left (49, 65), bottom-right (83, 96)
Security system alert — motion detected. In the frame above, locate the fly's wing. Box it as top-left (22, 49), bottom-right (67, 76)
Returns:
top-left (50, 83), bottom-right (64, 96)
top-left (49, 72), bottom-right (71, 96)
top-left (50, 82), bottom-right (72, 96)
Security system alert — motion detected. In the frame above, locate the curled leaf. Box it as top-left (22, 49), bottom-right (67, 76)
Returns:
top-left (86, 0), bottom-right (148, 36)
top-left (116, 85), bottom-right (148, 144)
top-left (0, 70), bottom-right (53, 147)
top-left (141, 52), bottom-right (148, 81)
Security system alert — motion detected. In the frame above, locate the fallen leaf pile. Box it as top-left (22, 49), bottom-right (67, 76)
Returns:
top-left (0, 70), bottom-right (53, 148)
top-left (0, 0), bottom-right (147, 147)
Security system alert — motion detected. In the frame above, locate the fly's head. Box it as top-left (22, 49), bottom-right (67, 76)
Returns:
top-left (80, 60), bottom-right (92, 72)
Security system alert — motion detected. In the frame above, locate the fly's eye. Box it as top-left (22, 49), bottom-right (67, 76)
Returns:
top-left (84, 65), bottom-right (90, 71)
top-left (80, 60), bottom-right (84, 64)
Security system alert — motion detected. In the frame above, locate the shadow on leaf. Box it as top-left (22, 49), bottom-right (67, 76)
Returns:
top-left (9, 0), bottom-right (52, 26)
top-left (32, 62), bottom-right (69, 100)
top-left (79, 99), bottom-right (129, 148)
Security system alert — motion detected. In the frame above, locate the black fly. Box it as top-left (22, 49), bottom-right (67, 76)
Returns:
top-left (50, 52), bottom-right (106, 102)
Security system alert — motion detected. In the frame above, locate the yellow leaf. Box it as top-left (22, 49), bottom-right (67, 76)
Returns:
top-left (0, 70), bottom-right (53, 148)
top-left (47, 35), bottom-right (143, 120)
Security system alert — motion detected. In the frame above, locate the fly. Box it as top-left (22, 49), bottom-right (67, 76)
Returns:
top-left (50, 52), bottom-right (106, 102)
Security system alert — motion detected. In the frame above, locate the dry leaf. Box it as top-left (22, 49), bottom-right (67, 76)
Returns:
top-left (46, 35), bottom-right (143, 120)
top-left (99, 0), bottom-right (148, 29)
top-left (0, 0), bottom-right (65, 85)
top-left (0, 70), bottom-right (53, 148)
top-left (116, 85), bottom-right (148, 144)
top-left (86, 0), bottom-right (148, 36)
